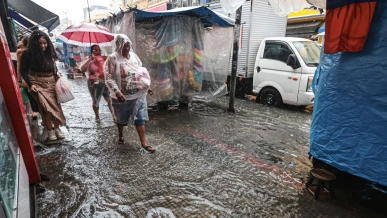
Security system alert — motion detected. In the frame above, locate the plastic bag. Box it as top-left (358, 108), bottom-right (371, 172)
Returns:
top-left (55, 77), bottom-right (74, 103)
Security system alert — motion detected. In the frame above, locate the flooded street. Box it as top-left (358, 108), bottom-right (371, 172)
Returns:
top-left (35, 70), bottom-right (354, 218)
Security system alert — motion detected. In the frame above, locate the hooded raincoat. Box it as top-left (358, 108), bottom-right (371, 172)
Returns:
top-left (104, 34), bottom-right (151, 123)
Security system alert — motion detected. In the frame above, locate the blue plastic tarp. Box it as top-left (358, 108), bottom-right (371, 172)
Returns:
top-left (311, 0), bottom-right (387, 187)
top-left (134, 6), bottom-right (234, 27)
top-left (318, 23), bottom-right (325, 34)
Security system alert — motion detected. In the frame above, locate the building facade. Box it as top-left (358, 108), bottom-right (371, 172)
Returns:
top-left (83, 5), bottom-right (110, 22)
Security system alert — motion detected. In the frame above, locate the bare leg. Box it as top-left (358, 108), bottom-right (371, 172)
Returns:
top-left (104, 97), bottom-right (114, 115)
top-left (104, 97), bottom-right (115, 120)
top-left (93, 104), bottom-right (100, 120)
top-left (118, 126), bottom-right (124, 138)
top-left (135, 125), bottom-right (153, 150)
top-left (117, 125), bottom-right (124, 144)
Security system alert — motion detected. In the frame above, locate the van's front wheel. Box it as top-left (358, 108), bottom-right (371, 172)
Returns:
top-left (259, 88), bottom-right (283, 107)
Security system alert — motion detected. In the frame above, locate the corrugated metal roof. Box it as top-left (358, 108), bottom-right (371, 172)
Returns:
top-left (286, 20), bottom-right (322, 37)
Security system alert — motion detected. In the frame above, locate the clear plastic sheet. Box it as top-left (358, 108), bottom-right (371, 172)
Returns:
top-left (135, 16), bottom-right (204, 104)
top-left (102, 14), bottom-right (124, 34)
top-left (202, 26), bottom-right (233, 99)
top-left (98, 8), bottom-right (234, 104)
top-left (99, 13), bottom-right (136, 57)
top-left (118, 13), bottom-right (137, 53)
top-left (134, 16), bottom-right (232, 103)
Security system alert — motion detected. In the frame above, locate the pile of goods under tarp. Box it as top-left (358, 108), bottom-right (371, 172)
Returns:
top-left (97, 7), bottom-right (234, 104)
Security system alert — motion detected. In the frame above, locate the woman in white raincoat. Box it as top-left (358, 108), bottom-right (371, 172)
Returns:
top-left (104, 34), bottom-right (155, 153)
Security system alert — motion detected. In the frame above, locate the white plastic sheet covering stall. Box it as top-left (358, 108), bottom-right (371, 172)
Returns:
top-left (268, 0), bottom-right (312, 16)
top-left (99, 7), bottom-right (234, 104)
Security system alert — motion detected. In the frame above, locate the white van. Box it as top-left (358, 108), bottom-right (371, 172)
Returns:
top-left (253, 37), bottom-right (320, 106)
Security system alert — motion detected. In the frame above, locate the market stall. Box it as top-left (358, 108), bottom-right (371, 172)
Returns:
top-left (310, 0), bottom-right (387, 187)
top-left (97, 6), bottom-right (234, 104)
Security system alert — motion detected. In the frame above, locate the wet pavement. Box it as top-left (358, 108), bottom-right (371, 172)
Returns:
top-left (32, 68), bottom-right (384, 217)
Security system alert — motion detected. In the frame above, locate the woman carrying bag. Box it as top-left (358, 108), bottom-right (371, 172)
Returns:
top-left (105, 34), bottom-right (155, 153)
top-left (20, 30), bottom-right (66, 141)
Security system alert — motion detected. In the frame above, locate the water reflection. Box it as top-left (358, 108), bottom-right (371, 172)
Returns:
top-left (35, 70), bottom-right (338, 217)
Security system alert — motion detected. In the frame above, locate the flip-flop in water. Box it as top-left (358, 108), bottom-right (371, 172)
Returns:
top-left (118, 137), bottom-right (125, 144)
top-left (140, 146), bottom-right (155, 154)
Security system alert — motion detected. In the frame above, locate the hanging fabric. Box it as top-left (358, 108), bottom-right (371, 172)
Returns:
top-left (324, 0), bottom-right (378, 54)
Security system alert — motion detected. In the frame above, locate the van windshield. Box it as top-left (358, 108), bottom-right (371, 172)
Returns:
top-left (292, 41), bottom-right (321, 67)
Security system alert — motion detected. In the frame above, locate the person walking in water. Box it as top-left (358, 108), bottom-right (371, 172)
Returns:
top-left (17, 35), bottom-right (40, 120)
top-left (104, 34), bottom-right (155, 153)
top-left (80, 44), bottom-right (115, 122)
top-left (20, 30), bottom-right (66, 141)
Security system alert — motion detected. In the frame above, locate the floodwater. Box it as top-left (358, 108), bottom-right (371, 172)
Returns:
top-left (33, 69), bottom-right (366, 217)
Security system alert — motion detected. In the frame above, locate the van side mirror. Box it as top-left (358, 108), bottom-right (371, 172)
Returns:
top-left (287, 54), bottom-right (300, 69)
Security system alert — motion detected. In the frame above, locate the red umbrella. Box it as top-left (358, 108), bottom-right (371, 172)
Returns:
top-left (59, 23), bottom-right (114, 47)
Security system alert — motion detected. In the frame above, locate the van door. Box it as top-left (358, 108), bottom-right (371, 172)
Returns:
top-left (255, 40), bottom-right (302, 104)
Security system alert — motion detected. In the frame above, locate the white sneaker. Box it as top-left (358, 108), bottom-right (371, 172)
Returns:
top-left (48, 130), bottom-right (57, 141)
top-left (55, 128), bottom-right (65, 139)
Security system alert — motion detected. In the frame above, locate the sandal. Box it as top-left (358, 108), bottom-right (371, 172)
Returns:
top-left (118, 137), bottom-right (125, 144)
top-left (140, 146), bottom-right (155, 154)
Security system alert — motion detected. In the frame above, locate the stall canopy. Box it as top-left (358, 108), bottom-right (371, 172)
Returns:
top-left (9, 8), bottom-right (35, 36)
top-left (97, 7), bottom-right (234, 104)
top-left (134, 6), bottom-right (234, 27)
top-left (8, 0), bottom-right (60, 32)
top-left (9, 8), bottom-right (34, 30)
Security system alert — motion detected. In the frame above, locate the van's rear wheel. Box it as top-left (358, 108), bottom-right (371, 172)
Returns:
top-left (259, 88), bottom-right (283, 107)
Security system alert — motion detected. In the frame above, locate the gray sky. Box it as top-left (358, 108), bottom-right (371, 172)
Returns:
top-left (33, 0), bottom-right (109, 23)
